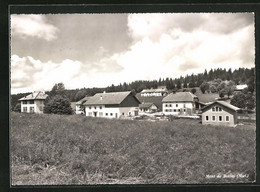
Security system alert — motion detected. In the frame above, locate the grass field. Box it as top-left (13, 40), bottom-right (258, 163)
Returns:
top-left (11, 112), bottom-right (255, 185)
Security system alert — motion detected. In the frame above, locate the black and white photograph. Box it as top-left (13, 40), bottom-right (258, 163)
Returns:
top-left (10, 12), bottom-right (256, 185)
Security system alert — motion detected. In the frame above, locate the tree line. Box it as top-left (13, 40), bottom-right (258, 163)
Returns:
top-left (11, 67), bottom-right (255, 111)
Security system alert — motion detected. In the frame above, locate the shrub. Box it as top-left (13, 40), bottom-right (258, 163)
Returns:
top-left (44, 95), bottom-right (73, 115)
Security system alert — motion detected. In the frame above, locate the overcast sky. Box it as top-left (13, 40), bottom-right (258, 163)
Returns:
top-left (10, 13), bottom-right (255, 94)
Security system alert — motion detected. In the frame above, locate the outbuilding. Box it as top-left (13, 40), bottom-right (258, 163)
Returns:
top-left (139, 102), bottom-right (158, 113)
top-left (201, 101), bottom-right (240, 127)
top-left (75, 96), bottom-right (91, 114)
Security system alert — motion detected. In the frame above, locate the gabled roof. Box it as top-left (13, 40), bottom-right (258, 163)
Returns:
top-left (76, 96), bottom-right (91, 105)
top-left (139, 102), bottom-right (156, 109)
top-left (202, 101), bottom-right (240, 112)
top-left (162, 92), bottom-right (197, 102)
top-left (18, 91), bottom-right (48, 101)
top-left (84, 91), bottom-right (140, 106)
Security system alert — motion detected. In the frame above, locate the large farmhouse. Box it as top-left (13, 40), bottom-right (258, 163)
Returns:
top-left (84, 91), bottom-right (141, 119)
top-left (19, 91), bottom-right (48, 114)
top-left (162, 92), bottom-right (198, 115)
top-left (201, 101), bottom-right (240, 127)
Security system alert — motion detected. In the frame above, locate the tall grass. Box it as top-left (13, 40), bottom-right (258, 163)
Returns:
top-left (10, 112), bottom-right (255, 185)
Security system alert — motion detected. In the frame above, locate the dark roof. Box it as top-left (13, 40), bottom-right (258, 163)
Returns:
top-left (76, 96), bottom-right (91, 105)
top-left (139, 102), bottom-right (155, 109)
top-left (162, 92), bottom-right (197, 102)
top-left (202, 101), bottom-right (240, 112)
top-left (19, 91), bottom-right (48, 101)
top-left (84, 91), bottom-right (139, 106)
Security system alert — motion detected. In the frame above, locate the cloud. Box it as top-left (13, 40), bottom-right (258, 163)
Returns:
top-left (11, 15), bottom-right (59, 41)
top-left (127, 13), bottom-right (254, 41)
top-left (11, 55), bottom-right (83, 94)
top-left (10, 13), bottom-right (255, 93)
top-left (109, 13), bottom-right (255, 81)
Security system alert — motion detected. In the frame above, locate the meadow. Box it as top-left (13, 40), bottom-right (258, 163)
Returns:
top-left (10, 112), bottom-right (255, 185)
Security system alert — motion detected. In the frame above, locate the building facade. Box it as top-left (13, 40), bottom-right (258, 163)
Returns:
top-left (140, 87), bottom-right (168, 97)
top-left (201, 101), bottom-right (240, 126)
top-left (19, 91), bottom-right (48, 114)
top-left (84, 91), bottom-right (140, 119)
top-left (162, 92), bottom-right (198, 115)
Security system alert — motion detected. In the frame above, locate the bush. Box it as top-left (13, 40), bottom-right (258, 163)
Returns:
top-left (44, 95), bottom-right (73, 115)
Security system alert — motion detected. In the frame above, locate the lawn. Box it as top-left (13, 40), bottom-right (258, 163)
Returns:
top-left (10, 112), bottom-right (255, 185)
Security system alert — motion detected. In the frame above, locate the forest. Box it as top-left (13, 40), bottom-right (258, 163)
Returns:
top-left (11, 67), bottom-right (255, 111)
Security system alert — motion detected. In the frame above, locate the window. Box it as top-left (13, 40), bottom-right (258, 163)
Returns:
top-left (165, 104), bottom-right (168, 107)
top-left (184, 104), bottom-right (186, 108)
top-left (88, 112), bottom-right (92, 116)
top-left (169, 104), bottom-right (172, 107)
top-left (122, 112), bottom-right (125, 115)
top-left (216, 107), bottom-right (219, 112)
top-left (212, 107), bottom-right (215, 112)
top-left (183, 109), bottom-right (186, 112)
top-left (129, 112), bottom-right (131, 115)
top-left (226, 116), bottom-right (229, 122)
top-left (178, 109), bottom-right (181, 112)
top-left (106, 113), bottom-right (108, 116)
top-left (110, 113), bottom-right (113, 116)
top-left (89, 107), bottom-right (91, 109)
top-left (206, 116), bottom-right (209, 121)
top-left (173, 109), bottom-right (176, 112)
top-left (23, 107), bottom-right (27, 112)
top-left (219, 116), bottom-right (222, 121)
top-left (165, 109), bottom-right (168, 112)
top-left (29, 100), bottom-right (34, 104)
top-left (99, 112), bottom-right (103, 117)
top-left (212, 116), bottom-right (216, 121)
top-left (29, 107), bottom-right (34, 113)
top-left (176, 104), bottom-right (178, 107)
top-left (219, 107), bottom-right (222, 111)
top-left (94, 106), bottom-right (96, 109)
top-left (22, 101), bottom-right (27, 104)
top-left (100, 106), bottom-right (102, 109)
top-left (39, 106), bottom-right (43, 111)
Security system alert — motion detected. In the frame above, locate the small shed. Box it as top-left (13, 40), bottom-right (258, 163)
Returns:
top-left (139, 102), bottom-right (158, 113)
top-left (201, 101), bottom-right (240, 127)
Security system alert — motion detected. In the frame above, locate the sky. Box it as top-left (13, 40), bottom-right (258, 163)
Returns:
top-left (10, 13), bottom-right (255, 94)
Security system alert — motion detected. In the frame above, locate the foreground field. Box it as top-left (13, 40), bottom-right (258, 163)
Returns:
top-left (11, 112), bottom-right (255, 185)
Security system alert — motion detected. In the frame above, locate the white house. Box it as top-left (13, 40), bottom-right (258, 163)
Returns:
top-left (140, 87), bottom-right (168, 97)
top-left (162, 92), bottom-right (198, 115)
top-left (84, 91), bottom-right (141, 119)
top-left (19, 91), bottom-right (48, 114)
top-left (201, 101), bottom-right (240, 127)
top-left (139, 102), bottom-right (158, 113)
top-left (75, 96), bottom-right (91, 114)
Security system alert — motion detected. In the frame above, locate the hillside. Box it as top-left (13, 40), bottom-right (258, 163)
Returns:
top-left (11, 112), bottom-right (255, 185)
